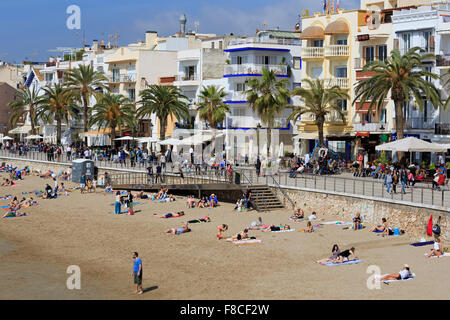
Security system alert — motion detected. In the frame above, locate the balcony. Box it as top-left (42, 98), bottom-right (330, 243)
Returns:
top-left (224, 64), bottom-right (287, 77)
top-left (224, 92), bottom-right (248, 102)
top-left (354, 122), bottom-right (388, 132)
top-left (228, 37), bottom-right (301, 46)
top-left (325, 45), bottom-right (349, 57)
top-left (301, 77), bottom-right (349, 89)
top-left (108, 73), bottom-right (136, 83)
top-left (435, 123), bottom-right (450, 135)
top-left (177, 74), bottom-right (198, 81)
top-left (436, 54), bottom-right (450, 68)
top-left (299, 112), bottom-right (347, 123)
top-left (406, 117), bottom-right (435, 130)
top-left (302, 47), bottom-right (324, 59)
top-left (173, 74), bottom-right (200, 86)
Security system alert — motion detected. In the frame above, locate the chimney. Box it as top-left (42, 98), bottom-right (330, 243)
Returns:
top-left (92, 40), bottom-right (99, 52)
top-left (145, 31), bottom-right (158, 49)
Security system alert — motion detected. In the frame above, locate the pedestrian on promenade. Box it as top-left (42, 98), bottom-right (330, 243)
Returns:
top-left (384, 169), bottom-right (393, 195)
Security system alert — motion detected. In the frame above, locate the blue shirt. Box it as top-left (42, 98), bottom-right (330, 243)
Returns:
top-left (133, 258), bottom-right (142, 274)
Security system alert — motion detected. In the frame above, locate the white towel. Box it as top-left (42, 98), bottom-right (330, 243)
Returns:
top-left (424, 252), bottom-right (450, 258)
top-left (376, 273), bottom-right (415, 283)
top-left (272, 228), bottom-right (296, 233)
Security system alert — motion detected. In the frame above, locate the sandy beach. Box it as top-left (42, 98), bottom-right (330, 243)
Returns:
top-left (0, 173), bottom-right (449, 300)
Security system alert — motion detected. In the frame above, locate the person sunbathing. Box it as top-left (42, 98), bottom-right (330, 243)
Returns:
top-left (227, 228), bottom-right (249, 241)
top-left (197, 196), bottom-right (207, 208)
top-left (333, 247), bottom-right (357, 263)
top-left (2, 210), bottom-right (26, 218)
top-left (134, 191), bottom-right (149, 199)
top-left (369, 218), bottom-right (389, 234)
top-left (380, 264), bottom-right (412, 281)
top-left (217, 224), bottom-right (228, 239)
top-left (317, 244), bottom-right (341, 264)
top-left (308, 211), bottom-right (318, 221)
top-left (262, 224), bottom-right (291, 232)
top-left (154, 211), bottom-right (185, 219)
top-left (165, 224), bottom-right (190, 235)
top-left (187, 216), bottom-right (211, 224)
top-left (291, 208), bottom-right (304, 220)
top-left (1, 179), bottom-right (13, 186)
top-left (425, 237), bottom-right (443, 258)
top-left (302, 221), bottom-right (314, 233)
top-left (250, 217), bottom-right (263, 228)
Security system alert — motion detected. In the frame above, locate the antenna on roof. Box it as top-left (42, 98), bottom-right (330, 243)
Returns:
top-left (262, 22), bottom-right (268, 30)
top-left (194, 21), bottom-right (199, 34)
top-left (109, 32), bottom-right (120, 48)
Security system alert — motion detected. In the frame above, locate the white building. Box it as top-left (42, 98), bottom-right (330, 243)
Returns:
top-left (392, 2), bottom-right (450, 161)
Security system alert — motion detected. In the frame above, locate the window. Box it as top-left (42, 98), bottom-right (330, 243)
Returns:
top-left (256, 55), bottom-right (277, 65)
top-left (97, 66), bottom-right (104, 73)
top-left (377, 45), bottom-right (387, 61)
top-left (293, 82), bottom-right (301, 89)
top-left (364, 46), bottom-right (375, 63)
top-left (184, 66), bottom-right (196, 80)
top-left (232, 55), bottom-right (248, 64)
top-left (423, 65), bottom-right (432, 82)
top-left (293, 57), bottom-right (301, 69)
top-left (232, 108), bottom-right (246, 116)
top-left (328, 141), bottom-right (346, 153)
top-left (337, 39), bottom-right (348, 45)
top-left (422, 31), bottom-right (432, 52)
top-left (112, 68), bottom-right (120, 82)
top-left (219, 41), bottom-right (223, 49)
top-left (127, 88), bottom-right (135, 101)
top-left (236, 83), bottom-right (246, 91)
top-left (211, 42), bottom-right (215, 49)
top-left (311, 67), bottom-right (323, 79)
top-left (313, 39), bottom-right (324, 47)
top-left (335, 66), bottom-right (347, 78)
top-left (380, 109), bottom-right (386, 124)
top-left (401, 33), bottom-right (411, 53)
top-left (336, 99), bottom-right (347, 111)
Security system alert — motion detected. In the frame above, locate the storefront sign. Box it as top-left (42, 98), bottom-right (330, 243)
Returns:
top-left (357, 34), bottom-right (370, 41)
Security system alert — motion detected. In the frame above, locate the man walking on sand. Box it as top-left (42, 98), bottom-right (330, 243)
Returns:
top-left (132, 252), bottom-right (143, 294)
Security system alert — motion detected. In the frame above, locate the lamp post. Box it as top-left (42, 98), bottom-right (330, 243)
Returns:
top-left (148, 119), bottom-right (154, 153)
top-left (256, 123), bottom-right (261, 159)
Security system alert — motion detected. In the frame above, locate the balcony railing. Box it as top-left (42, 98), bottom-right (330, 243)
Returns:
top-left (435, 123), bottom-right (450, 135)
top-left (354, 122), bottom-right (388, 132)
top-left (177, 74), bottom-right (198, 81)
top-left (436, 55), bottom-right (450, 68)
top-left (325, 45), bottom-right (349, 57)
top-left (301, 77), bottom-right (349, 89)
top-left (302, 47), bottom-right (324, 59)
top-left (406, 117), bottom-right (436, 129)
top-left (224, 64), bottom-right (287, 76)
top-left (228, 37), bottom-right (302, 46)
top-left (225, 92), bottom-right (248, 102)
top-left (108, 73), bottom-right (136, 83)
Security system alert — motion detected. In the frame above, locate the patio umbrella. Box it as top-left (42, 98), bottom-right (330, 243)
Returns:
top-left (114, 136), bottom-right (137, 141)
top-left (278, 142), bottom-right (284, 158)
top-left (375, 137), bottom-right (447, 153)
top-left (0, 136), bottom-right (13, 140)
top-left (25, 135), bottom-right (43, 140)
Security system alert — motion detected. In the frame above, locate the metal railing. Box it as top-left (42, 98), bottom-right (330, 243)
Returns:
top-left (224, 64), bottom-right (287, 76)
top-left (0, 149), bottom-right (448, 209)
top-left (268, 174), bottom-right (295, 208)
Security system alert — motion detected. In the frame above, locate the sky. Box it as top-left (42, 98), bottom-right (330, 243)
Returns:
top-left (0, 0), bottom-right (359, 63)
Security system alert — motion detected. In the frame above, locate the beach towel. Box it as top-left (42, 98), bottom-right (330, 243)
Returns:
top-left (1, 205), bottom-right (10, 209)
top-left (232, 239), bottom-right (262, 246)
top-left (321, 221), bottom-right (352, 225)
top-left (320, 259), bottom-right (362, 266)
top-left (427, 215), bottom-right (433, 236)
top-left (424, 253), bottom-right (450, 258)
top-left (376, 273), bottom-right (415, 283)
top-left (4, 213), bottom-right (27, 218)
top-left (410, 241), bottom-right (434, 247)
top-left (271, 228), bottom-right (296, 233)
top-left (289, 217), bottom-right (305, 221)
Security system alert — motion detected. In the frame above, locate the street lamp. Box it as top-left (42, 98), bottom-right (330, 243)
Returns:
top-left (148, 119), bottom-right (154, 153)
top-left (256, 123), bottom-right (261, 159)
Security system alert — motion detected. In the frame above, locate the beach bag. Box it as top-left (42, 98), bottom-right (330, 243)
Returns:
top-left (432, 216), bottom-right (441, 236)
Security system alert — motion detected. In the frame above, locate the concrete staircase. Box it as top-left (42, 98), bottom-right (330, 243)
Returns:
top-left (243, 184), bottom-right (284, 211)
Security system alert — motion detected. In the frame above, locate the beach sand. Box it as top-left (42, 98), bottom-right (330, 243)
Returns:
top-left (0, 173), bottom-right (449, 300)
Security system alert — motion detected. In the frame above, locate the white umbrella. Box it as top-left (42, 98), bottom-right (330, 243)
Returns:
top-left (24, 135), bottom-right (43, 140)
top-left (159, 138), bottom-right (183, 146)
top-left (114, 136), bottom-right (136, 141)
top-left (0, 136), bottom-right (13, 140)
top-left (375, 137), bottom-right (447, 152)
top-left (138, 137), bottom-right (159, 143)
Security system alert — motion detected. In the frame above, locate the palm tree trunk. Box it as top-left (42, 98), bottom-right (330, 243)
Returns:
top-left (317, 116), bottom-right (325, 147)
top-left (110, 125), bottom-right (116, 148)
top-left (267, 126), bottom-right (271, 158)
top-left (160, 117), bottom-right (167, 152)
top-left (394, 99), bottom-right (405, 161)
top-left (56, 115), bottom-right (62, 145)
top-left (30, 105), bottom-right (36, 135)
top-left (83, 92), bottom-right (88, 146)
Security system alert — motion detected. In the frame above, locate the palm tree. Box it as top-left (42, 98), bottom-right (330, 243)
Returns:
top-left (196, 85), bottom-right (230, 155)
top-left (244, 68), bottom-right (290, 157)
top-left (8, 86), bottom-right (43, 135)
top-left (288, 79), bottom-right (349, 147)
top-left (354, 47), bottom-right (442, 143)
top-left (137, 85), bottom-right (189, 142)
top-left (38, 84), bottom-right (80, 144)
top-left (88, 93), bottom-right (136, 147)
top-left (65, 64), bottom-right (108, 137)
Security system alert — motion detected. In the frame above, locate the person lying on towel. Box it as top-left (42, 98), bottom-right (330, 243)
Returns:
top-left (165, 223), bottom-right (190, 235)
top-left (154, 211), bottom-right (184, 218)
top-left (261, 224), bottom-right (291, 232)
top-left (380, 264), bottom-right (412, 281)
top-left (332, 247), bottom-right (357, 263)
top-left (187, 216), bottom-right (211, 224)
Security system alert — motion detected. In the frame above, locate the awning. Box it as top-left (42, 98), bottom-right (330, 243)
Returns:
top-left (8, 125), bottom-right (31, 134)
top-left (300, 26), bottom-right (325, 39)
top-left (324, 20), bottom-right (349, 35)
top-left (356, 132), bottom-right (370, 137)
top-left (294, 132), bottom-right (319, 140)
top-left (375, 137), bottom-right (448, 152)
top-left (178, 132), bottom-right (224, 145)
top-left (356, 102), bottom-right (376, 114)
